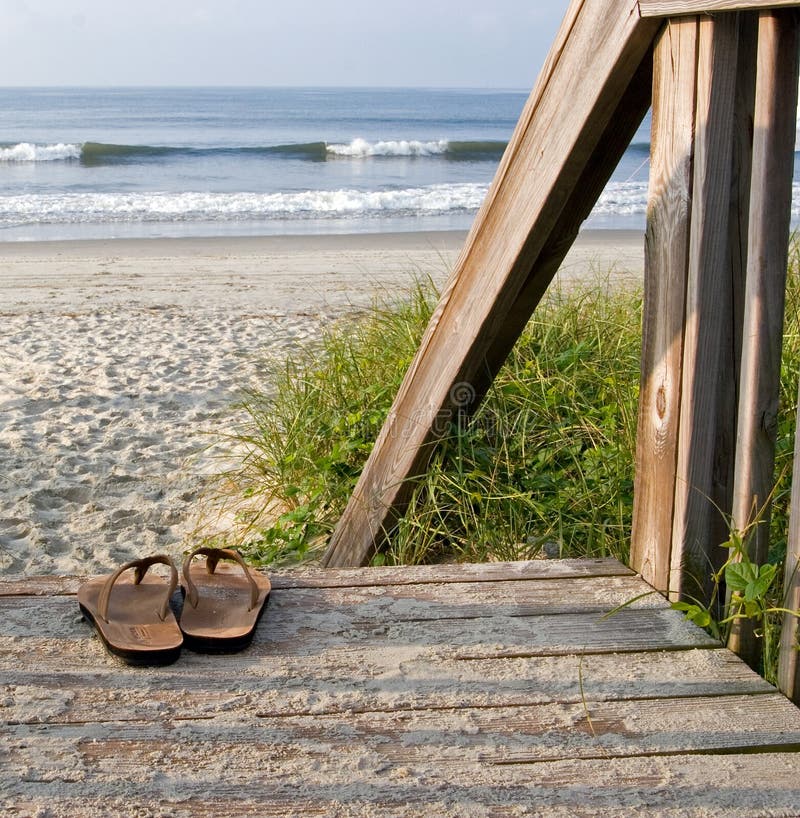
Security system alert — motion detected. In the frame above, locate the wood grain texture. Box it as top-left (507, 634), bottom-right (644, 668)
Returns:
top-left (631, 17), bottom-right (699, 594)
top-left (2, 559), bottom-right (798, 817)
top-left (728, 7), bottom-right (800, 669)
top-left (780, 370), bottom-right (800, 702)
top-left (5, 754), bottom-right (800, 818)
top-left (322, 0), bottom-right (661, 566)
top-left (3, 649), bottom-right (770, 725)
top-left (0, 557), bottom-right (633, 596)
top-left (669, 12), bottom-right (741, 602)
top-left (639, 0), bottom-right (800, 15)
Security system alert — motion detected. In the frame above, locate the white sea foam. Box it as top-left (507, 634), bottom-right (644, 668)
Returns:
top-left (0, 184), bottom-right (488, 226)
top-left (2, 180), bottom-right (797, 230)
top-left (591, 181), bottom-right (649, 215)
top-left (0, 142), bottom-right (82, 162)
top-left (326, 138), bottom-right (449, 158)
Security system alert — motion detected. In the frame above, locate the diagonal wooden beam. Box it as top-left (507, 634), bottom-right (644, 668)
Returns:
top-left (322, 0), bottom-right (661, 567)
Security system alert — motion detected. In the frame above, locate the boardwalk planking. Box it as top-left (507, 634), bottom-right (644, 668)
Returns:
top-left (2, 559), bottom-right (799, 817)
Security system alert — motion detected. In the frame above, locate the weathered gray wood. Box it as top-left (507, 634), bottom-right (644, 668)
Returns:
top-left (1, 574), bottom-right (665, 633)
top-left (631, 17), bottom-right (699, 595)
top-left (4, 695), bottom-right (799, 770)
top-left (723, 7), bottom-right (800, 684)
top-left (0, 599), bottom-right (719, 663)
top-left (780, 375), bottom-right (800, 703)
top-left (3, 649), bottom-right (770, 725)
top-left (5, 753), bottom-right (800, 818)
top-left (322, 0), bottom-right (661, 566)
top-left (669, 13), bottom-right (741, 602)
top-left (1, 560), bottom-right (797, 817)
top-left (639, 0), bottom-right (800, 15)
top-left (716, 8), bottom-right (759, 581)
top-left (729, 10), bottom-right (800, 668)
top-left (463, 47), bottom-right (654, 396)
top-left (0, 557), bottom-right (633, 596)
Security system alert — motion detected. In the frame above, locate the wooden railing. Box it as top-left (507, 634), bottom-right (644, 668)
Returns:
top-left (322, 0), bottom-right (800, 703)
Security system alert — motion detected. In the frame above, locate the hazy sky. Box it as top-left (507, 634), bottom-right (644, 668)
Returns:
top-left (1, 0), bottom-right (571, 88)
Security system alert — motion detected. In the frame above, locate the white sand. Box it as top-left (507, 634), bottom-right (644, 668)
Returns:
top-left (0, 229), bottom-right (644, 576)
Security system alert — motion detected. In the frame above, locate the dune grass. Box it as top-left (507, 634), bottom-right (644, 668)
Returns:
top-left (211, 241), bottom-right (800, 683)
top-left (216, 269), bottom-right (644, 567)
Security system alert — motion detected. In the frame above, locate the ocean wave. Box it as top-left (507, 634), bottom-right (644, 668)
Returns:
top-left (591, 181), bottom-right (649, 215)
top-left (326, 138), bottom-right (447, 157)
top-left (0, 139), bottom-right (506, 165)
top-left (0, 142), bottom-right (82, 162)
top-left (0, 184), bottom-right (488, 226)
top-left (593, 180), bottom-right (800, 217)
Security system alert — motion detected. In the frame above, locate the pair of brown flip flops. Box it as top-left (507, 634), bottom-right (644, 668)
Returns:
top-left (77, 547), bottom-right (271, 665)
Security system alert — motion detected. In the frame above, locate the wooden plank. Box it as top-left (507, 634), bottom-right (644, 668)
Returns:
top-left (0, 598), bottom-right (719, 663)
top-left (0, 574), bottom-right (666, 635)
top-left (639, 0), bottom-right (800, 16)
top-left (631, 17), bottom-right (699, 594)
top-left (5, 753), bottom-right (800, 818)
top-left (1, 649), bottom-right (770, 725)
top-left (2, 560), bottom-right (798, 816)
top-left (669, 12), bottom-right (741, 602)
top-left (4, 696), bottom-right (799, 782)
top-left (780, 376), bottom-right (800, 703)
top-left (727, 7), bottom-right (800, 674)
top-left (322, 0), bottom-right (661, 566)
top-left (0, 557), bottom-right (633, 596)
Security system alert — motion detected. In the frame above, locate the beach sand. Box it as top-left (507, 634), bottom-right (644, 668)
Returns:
top-left (0, 229), bottom-right (644, 576)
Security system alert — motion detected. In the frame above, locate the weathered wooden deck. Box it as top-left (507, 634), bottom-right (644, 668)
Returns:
top-left (2, 558), bottom-right (800, 816)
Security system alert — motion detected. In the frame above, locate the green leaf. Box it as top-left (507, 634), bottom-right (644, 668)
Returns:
top-left (756, 563), bottom-right (778, 592)
top-left (690, 609), bottom-right (712, 628)
top-left (725, 561), bottom-right (757, 592)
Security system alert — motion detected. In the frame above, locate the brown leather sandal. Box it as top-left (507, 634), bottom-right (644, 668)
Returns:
top-left (77, 555), bottom-right (183, 665)
top-left (179, 546), bottom-right (271, 652)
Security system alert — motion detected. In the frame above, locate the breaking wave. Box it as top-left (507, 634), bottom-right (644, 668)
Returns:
top-left (0, 139), bottom-right (507, 166)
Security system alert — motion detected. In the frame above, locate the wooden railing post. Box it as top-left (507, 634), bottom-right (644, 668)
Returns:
top-left (779, 374), bottom-right (800, 704)
top-left (631, 17), bottom-right (699, 595)
top-left (630, 13), bottom-right (745, 603)
top-left (728, 8), bottom-right (800, 671)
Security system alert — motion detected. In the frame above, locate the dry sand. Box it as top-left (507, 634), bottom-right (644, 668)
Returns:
top-left (0, 229), bottom-right (644, 576)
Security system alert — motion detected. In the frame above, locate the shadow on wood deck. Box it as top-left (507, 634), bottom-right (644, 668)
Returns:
top-left (2, 558), bottom-right (800, 816)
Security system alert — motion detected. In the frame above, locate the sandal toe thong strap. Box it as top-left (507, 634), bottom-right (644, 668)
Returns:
top-left (182, 546), bottom-right (260, 611)
top-left (96, 554), bottom-right (178, 624)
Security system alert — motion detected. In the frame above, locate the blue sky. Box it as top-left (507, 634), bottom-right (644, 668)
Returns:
top-left (1, 0), bottom-right (571, 87)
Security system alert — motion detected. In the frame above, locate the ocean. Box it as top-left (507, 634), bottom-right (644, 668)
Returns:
top-left (0, 86), bottom-right (796, 242)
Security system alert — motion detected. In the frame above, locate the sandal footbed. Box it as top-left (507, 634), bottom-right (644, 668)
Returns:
top-left (179, 562), bottom-right (270, 651)
top-left (78, 573), bottom-right (183, 665)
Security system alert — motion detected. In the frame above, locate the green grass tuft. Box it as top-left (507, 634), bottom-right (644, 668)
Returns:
top-left (209, 241), bottom-right (800, 684)
top-left (213, 272), bottom-right (643, 567)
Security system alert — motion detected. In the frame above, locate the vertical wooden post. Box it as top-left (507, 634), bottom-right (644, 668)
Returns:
top-left (631, 17), bottom-right (699, 594)
top-left (633, 13), bottom-right (755, 603)
top-left (670, 13), bottom-right (741, 602)
top-left (780, 374), bottom-right (800, 704)
top-left (728, 9), bottom-right (800, 671)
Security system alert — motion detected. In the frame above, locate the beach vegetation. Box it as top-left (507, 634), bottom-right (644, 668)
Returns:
top-left (212, 238), bottom-right (800, 684)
